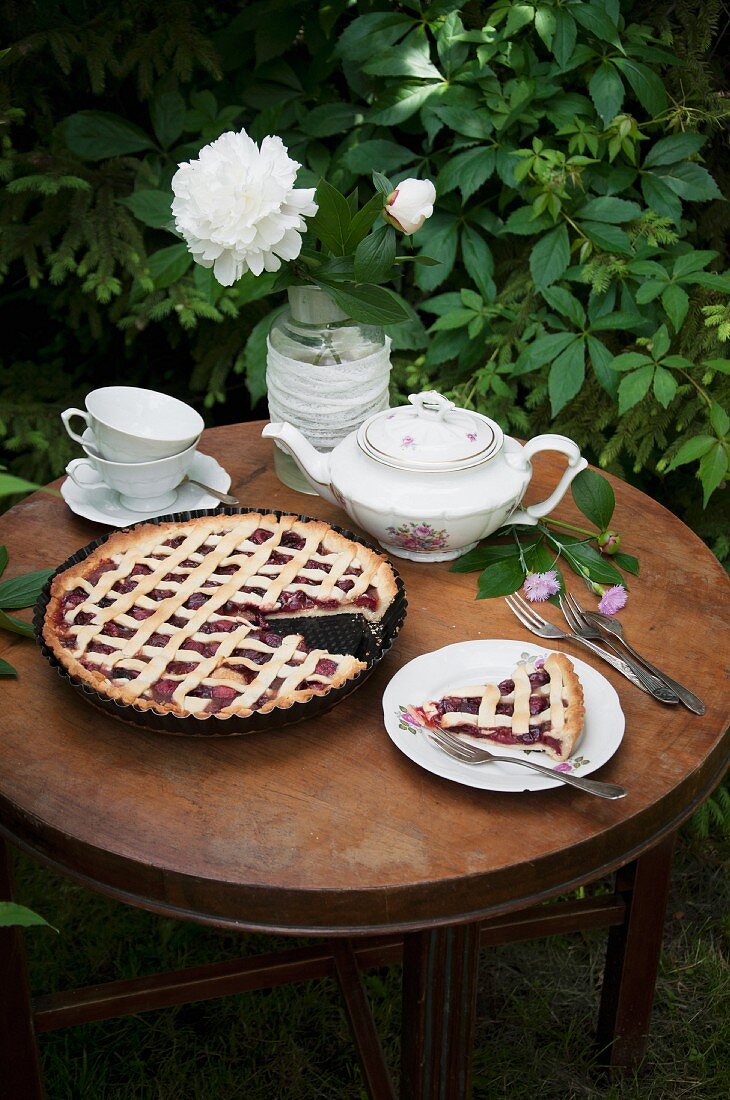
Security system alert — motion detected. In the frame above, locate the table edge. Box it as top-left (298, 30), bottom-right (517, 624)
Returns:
top-left (3, 739), bottom-right (727, 937)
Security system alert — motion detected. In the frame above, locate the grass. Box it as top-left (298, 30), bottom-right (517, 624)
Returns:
top-left (12, 831), bottom-right (729, 1099)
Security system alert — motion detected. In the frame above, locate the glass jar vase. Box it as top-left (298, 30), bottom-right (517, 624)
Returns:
top-left (266, 284), bottom-right (392, 493)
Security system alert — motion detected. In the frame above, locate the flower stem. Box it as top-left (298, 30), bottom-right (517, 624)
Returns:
top-left (512, 529), bottom-right (529, 575)
top-left (544, 518), bottom-right (596, 538)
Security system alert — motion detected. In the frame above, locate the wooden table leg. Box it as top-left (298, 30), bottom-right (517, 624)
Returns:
top-left (596, 831), bottom-right (677, 1071)
top-left (400, 921), bottom-right (481, 1100)
top-left (0, 838), bottom-right (44, 1099)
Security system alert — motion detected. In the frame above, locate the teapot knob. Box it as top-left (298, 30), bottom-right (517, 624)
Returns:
top-left (408, 391), bottom-right (455, 422)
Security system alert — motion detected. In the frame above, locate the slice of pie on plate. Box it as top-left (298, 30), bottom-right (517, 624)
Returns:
top-left (42, 512), bottom-right (398, 720)
top-left (411, 653), bottom-right (585, 761)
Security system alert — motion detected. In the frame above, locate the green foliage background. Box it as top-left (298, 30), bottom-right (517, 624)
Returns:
top-left (0, 0), bottom-right (727, 553)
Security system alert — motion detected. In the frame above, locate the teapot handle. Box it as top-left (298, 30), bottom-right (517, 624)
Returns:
top-left (502, 435), bottom-right (588, 527)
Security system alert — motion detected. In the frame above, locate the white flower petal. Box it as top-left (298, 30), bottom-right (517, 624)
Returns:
top-left (172, 128), bottom-right (317, 285)
top-left (386, 178), bottom-right (437, 235)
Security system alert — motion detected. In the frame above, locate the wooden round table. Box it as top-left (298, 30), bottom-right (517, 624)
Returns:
top-left (1, 422), bottom-right (728, 1100)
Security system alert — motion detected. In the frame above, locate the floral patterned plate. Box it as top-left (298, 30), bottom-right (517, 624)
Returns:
top-left (382, 640), bottom-right (625, 793)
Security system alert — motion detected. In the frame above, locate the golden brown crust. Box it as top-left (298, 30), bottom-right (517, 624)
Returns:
top-left (415, 652), bottom-right (585, 762)
top-left (543, 652), bottom-right (585, 759)
top-left (42, 512), bottom-right (393, 720)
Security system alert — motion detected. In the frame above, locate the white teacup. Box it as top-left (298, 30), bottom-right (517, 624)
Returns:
top-left (61, 386), bottom-right (204, 463)
top-left (66, 438), bottom-right (198, 512)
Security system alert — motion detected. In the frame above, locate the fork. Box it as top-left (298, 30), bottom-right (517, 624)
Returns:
top-left (427, 727), bottom-right (627, 799)
top-left (504, 592), bottom-right (678, 704)
top-left (565, 593), bottom-right (706, 715)
top-left (558, 594), bottom-right (680, 704)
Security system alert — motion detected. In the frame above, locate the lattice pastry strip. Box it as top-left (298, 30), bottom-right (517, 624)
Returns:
top-left (43, 514), bottom-right (398, 720)
top-left (412, 654), bottom-right (585, 761)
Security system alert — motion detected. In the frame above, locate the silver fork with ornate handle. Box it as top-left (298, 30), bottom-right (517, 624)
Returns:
top-left (564, 592), bottom-right (706, 715)
top-left (504, 593), bottom-right (679, 704)
top-left (427, 727), bottom-right (628, 799)
top-left (557, 593), bottom-right (680, 704)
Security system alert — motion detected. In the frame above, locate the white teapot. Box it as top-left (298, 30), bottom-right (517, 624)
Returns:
top-left (262, 391), bottom-right (587, 562)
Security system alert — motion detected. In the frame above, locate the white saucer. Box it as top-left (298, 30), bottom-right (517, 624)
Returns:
top-left (383, 640), bottom-right (625, 793)
top-left (60, 451), bottom-right (232, 527)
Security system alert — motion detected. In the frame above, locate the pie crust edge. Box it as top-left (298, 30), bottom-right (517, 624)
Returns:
top-left (41, 512), bottom-right (397, 720)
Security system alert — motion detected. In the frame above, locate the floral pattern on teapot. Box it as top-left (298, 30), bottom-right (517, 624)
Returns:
top-left (386, 520), bottom-right (449, 553)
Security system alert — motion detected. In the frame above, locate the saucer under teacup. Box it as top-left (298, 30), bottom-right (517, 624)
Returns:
top-left (61, 451), bottom-right (232, 526)
top-left (66, 435), bottom-right (199, 513)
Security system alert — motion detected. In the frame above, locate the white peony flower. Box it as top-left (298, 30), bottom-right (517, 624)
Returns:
top-left (171, 130), bottom-right (318, 285)
top-left (384, 178), bottom-right (436, 235)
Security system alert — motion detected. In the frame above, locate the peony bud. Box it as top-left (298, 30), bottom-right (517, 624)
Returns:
top-left (597, 530), bottom-right (621, 555)
top-left (384, 178), bottom-right (436, 235)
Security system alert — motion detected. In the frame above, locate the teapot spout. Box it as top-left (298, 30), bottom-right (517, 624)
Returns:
top-left (261, 423), bottom-right (337, 505)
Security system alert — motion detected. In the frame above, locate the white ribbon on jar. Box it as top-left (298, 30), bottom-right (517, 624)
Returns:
top-left (266, 336), bottom-right (392, 450)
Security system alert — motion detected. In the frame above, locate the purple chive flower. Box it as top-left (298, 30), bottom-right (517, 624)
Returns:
top-left (599, 585), bottom-right (628, 615)
top-left (523, 570), bottom-right (560, 602)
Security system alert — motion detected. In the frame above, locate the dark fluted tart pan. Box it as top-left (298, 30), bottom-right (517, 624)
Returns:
top-left (33, 506), bottom-right (407, 737)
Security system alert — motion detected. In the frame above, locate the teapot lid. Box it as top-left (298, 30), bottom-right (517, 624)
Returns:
top-left (358, 391), bottom-right (503, 472)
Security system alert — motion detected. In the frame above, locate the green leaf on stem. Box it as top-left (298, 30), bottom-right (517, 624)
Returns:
top-left (529, 223), bottom-right (569, 288)
top-left (588, 61), bottom-right (624, 125)
top-left (618, 364), bottom-right (654, 414)
top-left (343, 194), bottom-right (384, 254)
top-left (552, 9), bottom-right (577, 68)
top-left (476, 558), bottom-right (526, 599)
top-left (514, 331), bottom-right (576, 374)
top-left (437, 147), bottom-right (496, 200)
top-left (572, 3), bottom-right (623, 49)
top-left (461, 226), bottom-right (495, 300)
top-left (558, 540), bottom-right (625, 586)
top-left (310, 179), bottom-right (352, 256)
top-left (662, 283), bottom-right (689, 330)
top-left (317, 282), bottom-right (410, 325)
top-left (699, 443), bottom-right (728, 506)
top-left (450, 541), bottom-right (536, 574)
top-left (0, 658), bottom-right (17, 677)
top-left (0, 608), bottom-right (35, 638)
top-left (709, 402), bottom-right (730, 437)
top-left (0, 545), bottom-right (7, 576)
top-left (548, 338), bottom-right (585, 414)
top-left (0, 474), bottom-right (43, 498)
top-left (0, 902), bottom-right (54, 929)
top-left (147, 244), bottom-right (192, 289)
top-left (64, 111), bottom-right (156, 160)
top-left (586, 335), bottom-right (619, 396)
top-left (613, 552), bottom-right (640, 576)
top-left (344, 140), bottom-right (414, 175)
top-left (119, 190), bottom-right (174, 230)
top-left (643, 133), bottom-right (705, 168)
top-left (612, 57), bottom-right (667, 116)
top-left (542, 286), bottom-right (586, 327)
top-left (653, 365), bottom-right (678, 407)
top-left (579, 221), bottom-right (632, 256)
top-left (354, 224), bottom-right (396, 284)
top-left (571, 468), bottom-right (615, 531)
top-left (666, 435), bottom-right (716, 470)
top-left (372, 171), bottom-right (394, 196)
top-left (0, 569), bottom-right (55, 609)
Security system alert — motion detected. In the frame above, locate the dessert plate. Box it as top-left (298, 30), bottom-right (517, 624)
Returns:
top-left (382, 640), bottom-right (625, 793)
top-left (60, 451), bottom-right (231, 527)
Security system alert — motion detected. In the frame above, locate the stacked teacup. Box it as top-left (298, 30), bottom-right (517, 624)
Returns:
top-left (62, 386), bottom-right (204, 512)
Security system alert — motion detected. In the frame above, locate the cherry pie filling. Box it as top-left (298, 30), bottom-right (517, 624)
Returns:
top-left (48, 518), bottom-right (394, 718)
top-left (57, 535), bottom-right (378, 621)
top-left (415, 667), bottom-right (574, 758)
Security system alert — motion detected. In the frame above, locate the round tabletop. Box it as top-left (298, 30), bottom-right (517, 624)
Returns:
top-left (0, 423), bottom-right (727, 936)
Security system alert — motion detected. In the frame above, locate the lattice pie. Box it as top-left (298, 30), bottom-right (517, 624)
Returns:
top-left (43, 513), bottom-right (398, 719)
top-left (413, 654), bottom-right (585, 761)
